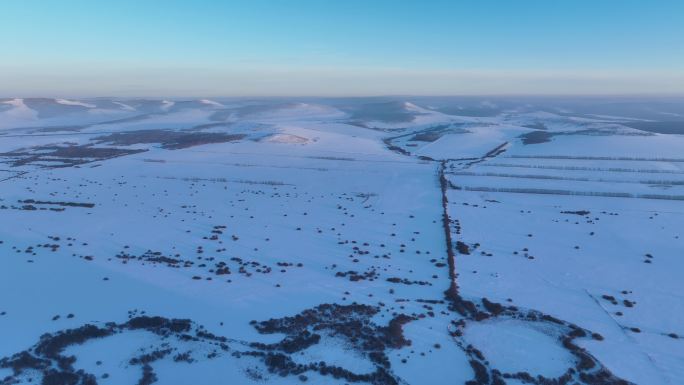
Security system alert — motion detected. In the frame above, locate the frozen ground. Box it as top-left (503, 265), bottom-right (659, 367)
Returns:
top-left (0, 96), bottom-right (682, 385)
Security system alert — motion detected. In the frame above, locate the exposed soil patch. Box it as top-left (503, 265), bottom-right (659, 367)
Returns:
top-left (520, 130), bottom-right (553, 145)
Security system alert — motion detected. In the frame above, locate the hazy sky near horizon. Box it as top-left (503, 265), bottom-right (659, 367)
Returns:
top-left (2, 0), bottom-right (683, 97)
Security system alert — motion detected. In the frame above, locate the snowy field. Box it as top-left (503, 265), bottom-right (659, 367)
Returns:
top-left (0, 96), bottom-right (682, 385)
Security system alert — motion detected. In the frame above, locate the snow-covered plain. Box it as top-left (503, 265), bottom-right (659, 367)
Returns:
top-left (0, 97), bottom-right (682, 385)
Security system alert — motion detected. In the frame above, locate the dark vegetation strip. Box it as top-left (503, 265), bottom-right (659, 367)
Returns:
top-left (506, 155), bottom-right (684, 162)
top-left (18, 199), bottom-right (95, 208)
top-left (438, 161), bottom-right (458, 295)
top-left (448, 171), bottom-right (684, 185)
top-left (480, 163), bottom-right (684, 174)
top-left (0, 170), bottom-right (28, 183)
top-left (456, 186), bottom-right (684, 201)
top-left (463, 142), bottom-right (509, 167)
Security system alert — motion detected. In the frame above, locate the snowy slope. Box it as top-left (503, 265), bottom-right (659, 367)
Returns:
top-left (0, 97), bottom-right (681, 385)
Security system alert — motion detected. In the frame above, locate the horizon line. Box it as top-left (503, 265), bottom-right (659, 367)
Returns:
top-left (4, 93), bottom-right (684, 100)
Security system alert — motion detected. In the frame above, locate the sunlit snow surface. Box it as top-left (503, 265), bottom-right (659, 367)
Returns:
top-left (0, 96), bottom-right (682, 385)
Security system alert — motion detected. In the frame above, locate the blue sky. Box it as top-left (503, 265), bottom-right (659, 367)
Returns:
top-left (1, 0), bottom-right (683, 96)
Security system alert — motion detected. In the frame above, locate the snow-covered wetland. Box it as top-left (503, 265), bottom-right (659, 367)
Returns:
top-left (0, 96), bottom-right (682, 385)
